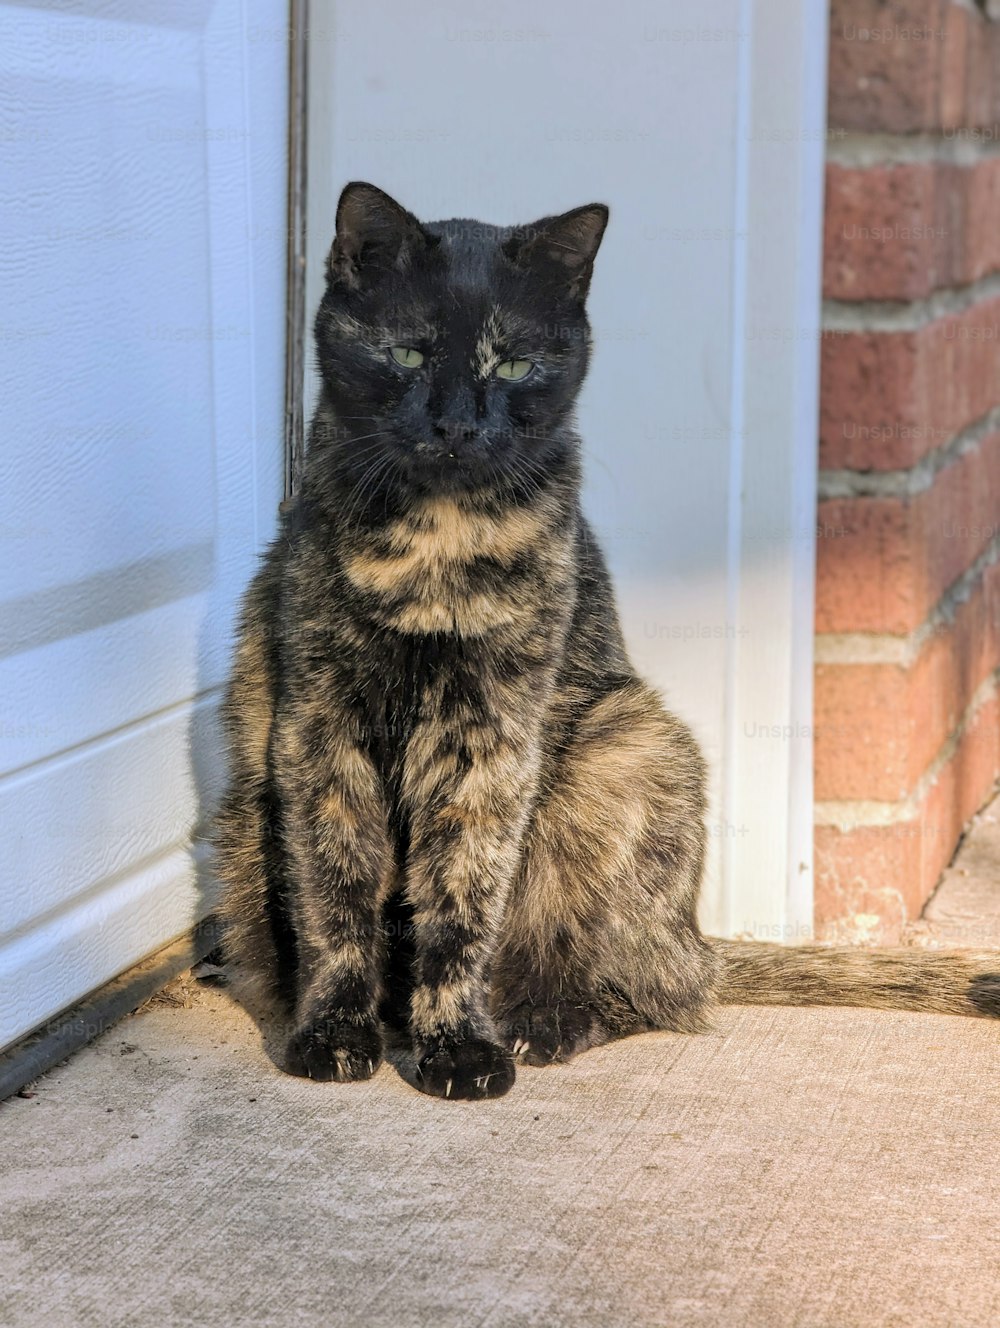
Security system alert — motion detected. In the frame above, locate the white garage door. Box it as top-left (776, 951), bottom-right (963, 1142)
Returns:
top-left (0, 0), bottom-right (287, 1049)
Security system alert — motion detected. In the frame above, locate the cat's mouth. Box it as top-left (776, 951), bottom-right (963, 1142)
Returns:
top-left (401, 436), bottom-right (500, 489)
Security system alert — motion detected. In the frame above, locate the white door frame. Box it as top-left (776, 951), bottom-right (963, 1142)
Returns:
top-left (718, 0), bottom-right (827, 942)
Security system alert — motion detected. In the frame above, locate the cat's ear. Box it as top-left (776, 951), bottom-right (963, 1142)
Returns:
top-left (327, 182), bottom-right (430, 289)
top-left (503, 204), bottom-right (609, 300)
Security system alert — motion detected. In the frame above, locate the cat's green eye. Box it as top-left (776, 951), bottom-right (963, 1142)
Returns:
top-left (495, 359), bottom-right (534, 382)
top-left (390, 346), bottom-right (424, 369)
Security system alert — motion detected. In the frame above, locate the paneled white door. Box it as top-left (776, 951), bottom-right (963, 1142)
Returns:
top-left (0, 0), bottom-right (287, 1049)
top-left (305, 0), bottom-right (827, 939)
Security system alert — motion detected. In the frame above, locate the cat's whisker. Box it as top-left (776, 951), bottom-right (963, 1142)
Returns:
top-left (338, 431), bottom-right (392, 449)
top-left (340, 451), bottom-right (399, 531)
top-left (579, 446), bottom-right (621, 493)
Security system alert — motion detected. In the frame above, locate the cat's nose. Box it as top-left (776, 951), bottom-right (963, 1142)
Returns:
top-left (433, 419), bottom-right (476, 448)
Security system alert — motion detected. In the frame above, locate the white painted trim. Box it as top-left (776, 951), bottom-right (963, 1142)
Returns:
top-left (718, 0), bottom-right (827, 941)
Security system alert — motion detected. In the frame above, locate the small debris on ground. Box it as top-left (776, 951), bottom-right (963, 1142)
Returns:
top-left (139, 973), bottom-right (198, 1013)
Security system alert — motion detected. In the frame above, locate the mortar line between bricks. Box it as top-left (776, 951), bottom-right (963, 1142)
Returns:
top-left (822, 270), bottom-right (1000, 332)
top-left (815, 531), bottom-right (1000, 667)
top-left (814, 668), bottom-right (1000, 830)
top-left (826, 130), bottom-right (1000, 169)
top-left (818, 405), bottom-right (1000, 499)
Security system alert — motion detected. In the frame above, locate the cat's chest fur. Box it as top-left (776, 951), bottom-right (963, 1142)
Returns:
top-left (328, 495), bottom-right (570, 838)
top-left (342, 496), bottom-right (556, 637)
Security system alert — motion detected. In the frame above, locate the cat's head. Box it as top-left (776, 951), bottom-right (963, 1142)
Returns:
top-left (313, 182), bottom-right (607, 502)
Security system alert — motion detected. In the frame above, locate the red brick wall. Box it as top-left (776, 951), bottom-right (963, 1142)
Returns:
top-left (816, 0), bottom-right (1000, 941)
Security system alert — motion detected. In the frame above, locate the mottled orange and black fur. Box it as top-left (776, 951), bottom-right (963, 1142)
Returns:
top-left (215, 183), bottom-right (1000, 1100)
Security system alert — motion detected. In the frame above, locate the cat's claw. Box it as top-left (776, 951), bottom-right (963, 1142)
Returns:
top-left (415, 1037), bottom-right (515, 1101)
top-left (500, 999), bottom-right (602, 1066)
top-left (285, 1017), bottom-right (382, 1083)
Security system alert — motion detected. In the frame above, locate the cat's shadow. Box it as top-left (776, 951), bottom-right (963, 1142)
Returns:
top-left (209, 960), bottom-right (424, 1093)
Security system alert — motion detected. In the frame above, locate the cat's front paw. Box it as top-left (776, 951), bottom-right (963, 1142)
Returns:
top-left (415, 1037), bottom-right (515, 1100)
top-left (285, 1017), bottom-right (382, 1082)
top-left (499, 999), bottom-right (601, 1065)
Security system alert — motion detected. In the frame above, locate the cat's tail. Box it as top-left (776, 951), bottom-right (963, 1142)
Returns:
top-left (711, 938), bottom-right (1000, 1019)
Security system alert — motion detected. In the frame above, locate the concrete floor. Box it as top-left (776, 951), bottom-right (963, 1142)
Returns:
top-left (3, 802), bottom-right (1000, 1328)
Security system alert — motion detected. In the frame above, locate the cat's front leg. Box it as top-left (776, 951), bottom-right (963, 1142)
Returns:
top-left (402, 720), bottom-right (540, 1101)
top-left (273, 707), bottom-right (393, 1082)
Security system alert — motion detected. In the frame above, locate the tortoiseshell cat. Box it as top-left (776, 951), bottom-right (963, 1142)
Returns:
top-left (215, 183), bottom-right (999, 1100)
